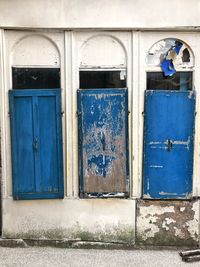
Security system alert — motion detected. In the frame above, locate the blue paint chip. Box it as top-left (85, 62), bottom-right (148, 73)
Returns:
top-left (160, 40), bottom-right (183, 77)
top-left (88, 154), bottom-right (115, 178)
top-left (174, 41), bottom-right (183, 55)
top-left (161, 59), bottom-right (176, 77)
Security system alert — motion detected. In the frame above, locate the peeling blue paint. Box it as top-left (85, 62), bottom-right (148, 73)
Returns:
top-left (161, 59), bottom-right (176, 77)
top-left (88, 154), bottom-right (115, 178)
top-left (161, 40), bottom-right (183, 77)
top-left (174, 41), bottom-right (183, 55)
top-left (78, 89), bottom-right (129, 197)
top-left (82, 93), bottom-right (125, 178)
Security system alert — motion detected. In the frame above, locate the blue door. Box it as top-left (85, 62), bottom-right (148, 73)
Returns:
top-left (9, 89), bottom-right (64, 200)
top-left (143, 91), bottom-right (195, 199)
top-left (78, 89), bottom-right (129, 198)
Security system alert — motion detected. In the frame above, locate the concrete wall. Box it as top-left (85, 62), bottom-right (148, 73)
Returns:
top-left (0, 1), bottom-right (200, 247)
top-left (3, 198), bottom-right (135, 242)
top-left (136, 200), bottom-right (199, 246)
top-left (0, 0), bottom-right (199, 29)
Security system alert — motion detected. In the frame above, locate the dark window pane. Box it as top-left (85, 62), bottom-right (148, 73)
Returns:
top-left (12, 68), bottom-right (60, 89)
top-left (147, 72), bottom-right (192, 91)
top-left (80, 71), bottom-right (126, 89)
top-left (182, 48), bottom-right (190, 63)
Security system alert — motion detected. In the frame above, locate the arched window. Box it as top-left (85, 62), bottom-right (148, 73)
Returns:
top-left (79, 35), bottom-right (127, 89)
top-left (11, 34), bottom-right (60, 89)
top-left (146, 38), bottom-right (194, 91)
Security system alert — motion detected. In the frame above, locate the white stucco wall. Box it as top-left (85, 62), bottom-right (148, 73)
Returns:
top-left (1, 1), bottom-right (200, 245)
top-left (0, 0), bottom-right (200, 29)
top-left (3, 198), bottom-right (136, 242)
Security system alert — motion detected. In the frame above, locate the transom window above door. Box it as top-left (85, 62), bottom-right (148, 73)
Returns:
top-left (79, 34), bottom-right (127, 89)
top-left (147, 71), bottom-right (192, 91)
top-left (146, 38), bottom-right (194, 91)
top-left (12, 67), bottom-right (60, 89)
top-left (11, 34), bottom-right (61, 90)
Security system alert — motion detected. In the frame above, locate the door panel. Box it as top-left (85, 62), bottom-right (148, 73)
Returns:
top-left (143, 90), bottom-right (195, 199)
top-left (38, 96), bottom-right (59, 193)
top-left (78, 89), bottom-right (129, 197)
top-left (9, 89), bottom-right (64, 199)
top-left (13, 96), bottom-right (35, 193)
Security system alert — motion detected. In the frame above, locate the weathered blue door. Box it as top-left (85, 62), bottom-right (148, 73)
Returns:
top-left (78, 89), bottom-right (129, 198)
top-left (9, 89), bottom-right (64, 199)
top-left (143, 91), bottom-right (195, 199)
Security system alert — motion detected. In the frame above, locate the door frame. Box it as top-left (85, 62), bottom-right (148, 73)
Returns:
top-left (0, 29), bottom-right (4, 236)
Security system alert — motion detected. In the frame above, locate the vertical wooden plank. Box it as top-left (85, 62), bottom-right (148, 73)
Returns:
top-left (37, 92), bottom-right (63, 194)
top-left (77, 91), bottom-right (84, 194)
top-left (131, 31), bottom-right (140, 198)
top-left (9, 93), bottom-right (35, 198)
top-left (55, 90), bottom-right (64, 195)
top-left (38, 96), bottom-right (56, 192)
top-left (0, 29), bottom-right (3, 235)
top-left (32, 96), bottom-right (41, 193)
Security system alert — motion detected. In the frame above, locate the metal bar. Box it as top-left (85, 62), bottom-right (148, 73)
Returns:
top-left (182, 255), bottom-right (200, 263)
top-left (179, 249), bottom-right (200, 257)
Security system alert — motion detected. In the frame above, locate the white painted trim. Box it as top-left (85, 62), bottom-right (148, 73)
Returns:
top-left (12, 65), bottom-right (61, 68)
top-left (60, 33), bottom-right (66, 198)
top-left (126, 33), bottom-right (132, 198)
top-left (0, 29), bottom-right (8, 200)
top-left (79, 68), bottom-right (126, 71)
top-left (132, 31), bottom-right (141, 198)
top-left (65, 31), bottom-right (74, 197)
top-left (71, 32), bottom-right (79, 198)
top-left (138, 32), bottom-right (145, 198)
top-left (145, 68), bottom-right (194, 72)
top-left (192, 34), bottom-right (200, 197)
top-left (0, 30), bottom-right (4, 198)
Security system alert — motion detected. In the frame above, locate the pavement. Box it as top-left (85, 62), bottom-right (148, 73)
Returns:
top-left (0, 247), bottom-right (200, 267)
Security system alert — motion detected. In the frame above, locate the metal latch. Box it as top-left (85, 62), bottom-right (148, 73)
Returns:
top-left (167, 139), bottom-right (173, 152)
top-left (33, 138), bottom-right (39, 152)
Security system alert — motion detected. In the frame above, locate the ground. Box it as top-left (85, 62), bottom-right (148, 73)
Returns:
top-left (0, 247), bottom-right (200, 267)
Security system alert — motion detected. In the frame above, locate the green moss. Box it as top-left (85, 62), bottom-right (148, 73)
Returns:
top-left (136, 231), bottom-right (198, 247)
top-left (3, 225), bottom-right (135, 244)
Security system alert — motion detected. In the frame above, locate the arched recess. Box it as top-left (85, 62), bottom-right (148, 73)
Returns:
top-left (11, 34), bottom-right (61, 89)
top-left (80, 34), bottom-right (127, 69)
top-left (145, 38), bottom-right (194, 91)
top-left (77, 33), bottom-right (129, 199)
top-left (79, 34), bottom-right (127, 89)
top-left (11, 34), bottom-right (60, 67)
top-left (8, 33), bottom-right (64, 200)
top-left (146, 38), bottom-right (194, 70)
